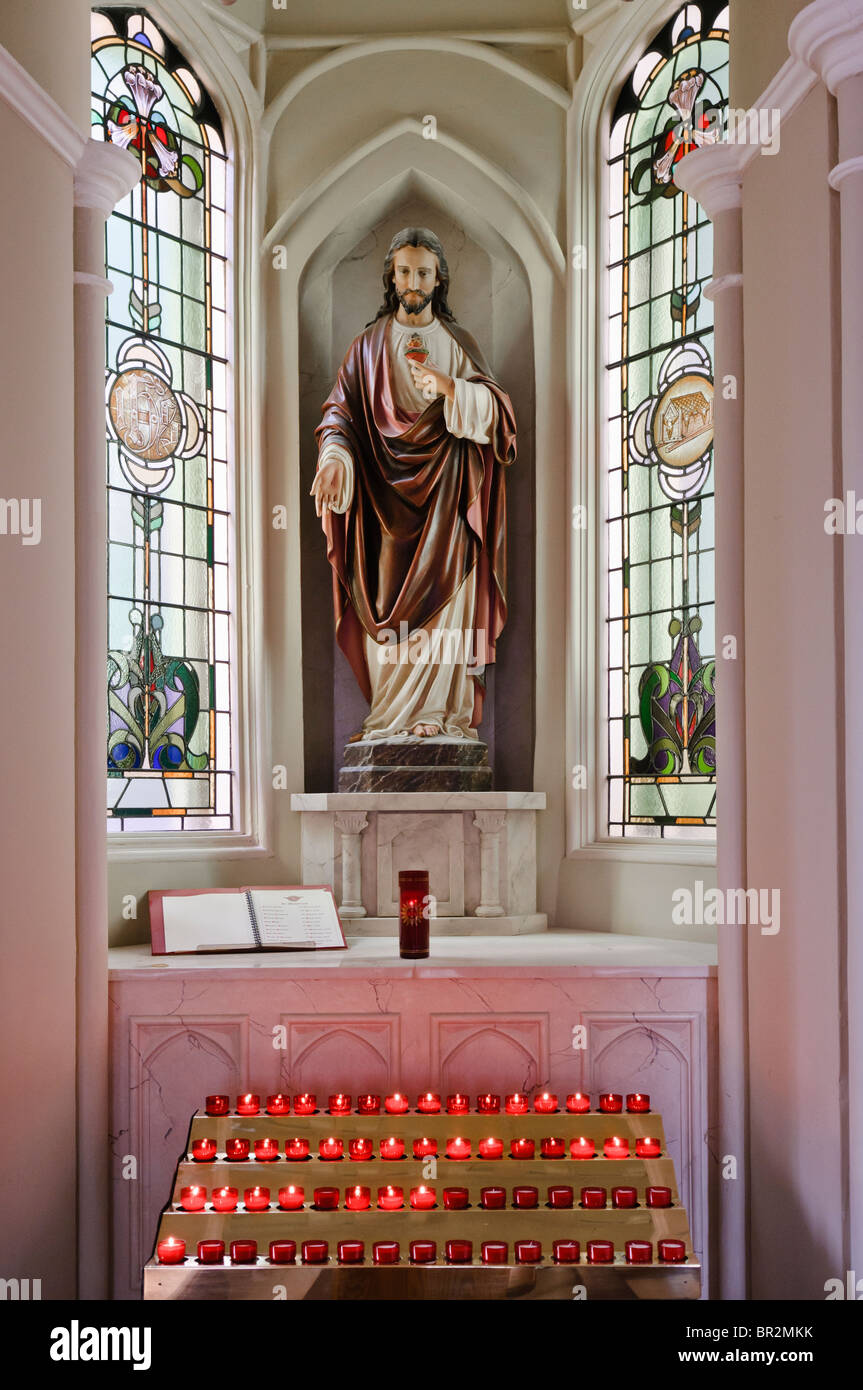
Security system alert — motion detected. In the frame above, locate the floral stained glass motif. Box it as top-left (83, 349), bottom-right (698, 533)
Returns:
top-left (91, 8), bottom-right (234, 831)
top-left (606, 3), bottom-right (729, 839)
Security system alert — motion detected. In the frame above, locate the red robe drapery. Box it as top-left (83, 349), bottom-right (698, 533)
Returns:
top-left (315, 313), bottom-right (516, 728)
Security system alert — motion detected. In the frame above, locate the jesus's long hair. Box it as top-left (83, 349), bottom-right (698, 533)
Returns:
top-left (367, 227), bottom-right (457, 325)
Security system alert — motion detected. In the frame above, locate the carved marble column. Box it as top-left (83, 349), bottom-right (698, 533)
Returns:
top-left (473, 811), bottom-right (506, 917)
top-left (335, 811), bottom-right (368, 918)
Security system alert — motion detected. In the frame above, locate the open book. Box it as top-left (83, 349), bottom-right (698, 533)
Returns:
top-left (148, 887), bottom-right (347, 955)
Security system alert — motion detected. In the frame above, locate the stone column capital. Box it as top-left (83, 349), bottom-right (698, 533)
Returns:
top-left (675, 143), bottom-right (746, 217)
top-left (74, 139), bottom-right (138, 217)
top-left (790, 0), bottom-right (863, 93)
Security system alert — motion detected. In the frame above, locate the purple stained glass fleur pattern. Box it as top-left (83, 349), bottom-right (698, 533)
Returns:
top-left (92, 8), bottom-right (234, 830)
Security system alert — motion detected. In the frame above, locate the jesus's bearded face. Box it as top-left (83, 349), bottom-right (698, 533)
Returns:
top-left (391, 245), bottom-right (440, 315)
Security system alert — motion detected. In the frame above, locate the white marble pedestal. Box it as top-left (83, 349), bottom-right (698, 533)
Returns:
top-left (290, 792), bottom-right (547, 934)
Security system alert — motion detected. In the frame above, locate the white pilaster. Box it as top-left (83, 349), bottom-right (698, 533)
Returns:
top-left (334, 811), bottom-right (369, 917)
top-left (473, 811), bottom-right (506, 917)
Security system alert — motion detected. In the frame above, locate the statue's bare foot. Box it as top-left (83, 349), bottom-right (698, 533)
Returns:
top-left (410, 723), bottom-right (439, 737)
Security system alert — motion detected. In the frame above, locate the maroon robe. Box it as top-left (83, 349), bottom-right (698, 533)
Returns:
top-left (316, 312), bottom-right (516, 728)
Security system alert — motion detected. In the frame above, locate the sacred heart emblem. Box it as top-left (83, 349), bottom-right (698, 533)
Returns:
top-left (404, 333), bottom-right (429, 365)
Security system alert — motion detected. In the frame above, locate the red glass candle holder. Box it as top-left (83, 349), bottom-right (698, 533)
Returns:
top-left (293, 1094), bottom-right (316, 1115)
top-left (384, 1093), bottom-right (409, 1116)
top-left (505, 1093), bottom-right (529, 1115)
top-left (328, 1094), bottom-right (351, 1116)
top-left (635, 1136), bottom-right (662, 1158)
top-left (580, 1186), bottom-right (607, 1210)
top-left (156, 1237), bottom-right (185, 1265)
top-left (180, 1185), bottom-right (206, 1212)
top-left (612, 1186), bottom-right (638, 1210)
top-left (269, 1240), bottom-right (297, 1265)
top-left (225, 1138), bottom-right (250, 1162)
top-left (541, 1136), bottom-right (566, 1160)
top-left (481, 1187), bottom-right (506, 1210)
top-left (413, 1137), bottom-right (438, 1159)
top-left (513, 1186), bottom-right (539, 1209)
top-left (569, 1136), bottom-right (595, 1160)
top-left (197, 1239), bottom-right (224, 1265)
top-left (345, 1185), bottom-right (371, 1212)
top-left (443, 1187), bottom-right (469, 1210)
top-left (236, 1093), bottom-right (260, 1116)
top-left (302, 1240), bottom-right (328, 1265)
top-left (417, 1092), bottom-right (441, 1114)
top-left (338, 1240), bottom-right (365, 1265)
top-left (534, 1092), bottom-right (558, 1114)
top-left (646, 1186), bottom-right (673, 1209)
top-left (380, 1137), bottom-right (405, 1161)
top-left (409, 1186), bottom-right (436, 1211)
top-left (398, 869), bottom-right (430, 959)
top-left (243, 1186), bottom-right (270, 1212)
top-left (191, 1138), bottom-right (217, 1162)
top-left (603, 1136), bottom-right (630, 1160)
top-left (510, 1138), bottom-right (535, 1160)
top-left (255, 1138), bottom-right (280, 1163)
top-left (377, 1186), bottom-right (404, 1211)
top-left (318, 1137), bottom-right (344, 1161)
top-left (553, 1240), bottom-right (580, 1265)
top-left (278, 1185), bottom-right (304, 1211)
top-left (284, 1138), bottom-right (310, 1161)
top-left (446, 1094), bottom-right (470, 1115)
top-left (477, 1094), bottom-right (501, 1114)
top-left (482, 1241), bottom-right (508, 1265)
top-left (349, 1138), bottom-right (374, 1162)
top-left (357, 1094), bottom-right (381, 1115)
top-left (587, 1240), bottom-right (614, 1264)
top-left (547, 1186), bottom-right (574, 1209)
top-left (599, 1093), bottom-right (623, 1114)
top-left (445, 1137), bottom-right (471, 1161)
top-left (626, 1240), bottom-right (653, 1265)
top-left (565, 1092), bottom-right (590, 1114)
top-left (230, 1239), bottom-right (257, 1264)
top-left (626, 1093), bottom-right (650, 1113)
top-left (410, 1240), bottom-right (437, 1264)
top-left (445, 1240), bottom-right (473, 1264)
top-left (266, 1094), bottom-right (290, 1115)
top-left (373, 1241), bottom-right (400, 1265)
top-left (659, 1239), bottom-right (687, 1264)
top-left (212, 1186), bottom-right (239, 1213)
top-left (205, 1095), bottom-right (229, 1117)
top-left (515, 1240), bottom-right (542, 1265)
top-left (313, 1187), bottom-right (340, 1211)
top-left (478, 1136), bottom-right (504, 1160)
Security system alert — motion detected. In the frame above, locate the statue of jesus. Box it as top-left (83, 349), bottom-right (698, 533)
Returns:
top-left (311, 228), bottom-right (516, 742)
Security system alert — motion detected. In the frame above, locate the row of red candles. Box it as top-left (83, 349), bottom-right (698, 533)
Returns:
top-left (190, 1136), bottom-right (661, 1161)
top-left (208, 1092), bottom-right (649, 1116)
top-left (175, 1183), bottom-right (674, 1211)
top-left (157, 1236), bottom-right (687, 1266)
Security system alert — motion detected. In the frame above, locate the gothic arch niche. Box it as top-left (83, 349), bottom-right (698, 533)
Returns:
top-left (297, 166), bottom-right (536, 791)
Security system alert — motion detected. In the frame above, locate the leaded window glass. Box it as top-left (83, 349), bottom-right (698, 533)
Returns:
top-left (91, 8), bottom-right (234, 831)
top-left (606, 3), bottom-right (728, 839)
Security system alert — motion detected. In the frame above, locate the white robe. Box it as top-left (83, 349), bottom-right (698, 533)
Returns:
top-left (319, 316), bottom-right (496, 740)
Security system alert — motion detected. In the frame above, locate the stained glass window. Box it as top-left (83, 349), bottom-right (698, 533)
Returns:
top-left (91, 8), bottom-right (234, 831)
top-left (605, 3), bottom-right (728, 839)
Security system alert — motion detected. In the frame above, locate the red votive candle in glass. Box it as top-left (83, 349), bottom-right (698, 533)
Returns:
top-left (443, 1187), bottom-right (469, 1210)
top-left (541, 1136), bottom-right (566, 1159)
top-left (328, 1094), bottom-right (351, 1116)
top-left (345, 1185), bottom-right (371, 1212)
top-left (477, 1093), bottom-right (501, 1114)
top-left (554, 1240), bottom-right (580, 1265)
top-left (380, 1137), bottom-right (405, 1161)
top-left (478, 1136), bottom-right (504, 1160)
top-left (338, 1241), bottom-right (365, 1265)
top-left (446, 1094), bottom-right (470, 1115)
top-left (547, 1186), bottom-right (574, 1209)
top-left (243, 1186), bottom-right (270, 1212)
top-left (626, 1092), bottom-right (650, 1113)
top-left (513, 1186), bottom-right (539, 1209)
top-left (581, 1186), bottom-right (607, 1209)
top-left (505, 1093), bottom-right (529, 1115)
top-left (612, 1186), bottom-right (638, 1209)
top-left (225, 1138), bottom-right (250, 1162)
top-left (278, 1185), bottom-right (304, 1211)
top-left (266, 1093), bottom-right (290, 1115)
top-left (410, 1240), bottom-right (437, 1264)
top-left (349, 1138), bottom-right (374, 1162)
top-left (587, 1240), bottom-right (615, 1264)
top-left (413, 1137), bottom-right (437, 1159)
top-left (313, 1187), bottom-right (339, 1211)
top-left (515, 1240), bottom-right (542, 1265)
top-left (626, 1240), bottom-right (653, 1264)
top-left (646, 1186), bottom-right (673, 1209)
top-left (319, 1137), bottom-right (344, 1161)
top-left (212, 1186), bottom-right (239, 1213)
top-left (293, 1093), bottom-right (316, 1115)
top-left (384, 1092), bottom-right (410, 1116)
top-left (236, 1093), bottom-right (260, 1116)
top-left (446, 1240), bottom-right (473, 1264)
top-left (191, 1138), bottom-right (217, 1162)
top-left (373, 1241), bottom-right (400, 1265)
top-left (284, 1138), bottom-right (310, 1161)
top-left (269, 1240), bottom-right (297, 1265)
top-left (230, 1239), bottom-right (257, 1264)
top-left (302, 1240), bottom-right (329, 1265)
top-left (534, 1092), bottom-right (558, 1114)
top-left (377, 1185), bottom-right (404, 1211)
top-left (482, 1241), bottom-right (508, 1265)
top-left (410, 1186), bottom-right (437, 1211)
top-left (636, 1136), bottom-right (662, 1158)
top-left (417, 1092), bottom-right (441, 1114)
top-left (569, 1136), bottom-right (595, 1160)
top-left (510, 1138), bottom-right (535, 1160)
top-left (446, 1137), bottom-right (471, 1160)
top-left (604, 1136), bottom-right (630, 1160)
top-left (357, 1094), bottom-right (381, 1115)
top-left (205, 1095), bottom-right (229, 1117)
top-left (481, 1187), bottom-right (506, 1210)
top-left (197, 1239), bottom-right (224, 1264)
top-left (254, 1138), bottom-right (280, 1163)
top-left (399, 868), bottom-right (430, 959)
top-left (179, 1185), bottom-right (206, 1212)
top-left (599, 1092), bottom-right (623, 1114)
top-left (566, 1092), bottom-right (591, 1114)
top-left (156, 1236), bottom-right (185, 1265)
top-left (659, 1239), bottom-right (687, 1264)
